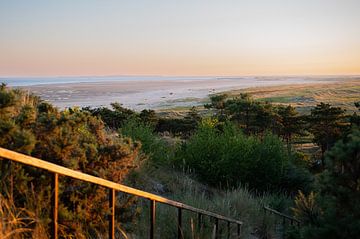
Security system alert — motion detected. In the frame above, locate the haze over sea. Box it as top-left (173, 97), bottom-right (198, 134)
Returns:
top-left (1, 75), bottom-right (357, 110)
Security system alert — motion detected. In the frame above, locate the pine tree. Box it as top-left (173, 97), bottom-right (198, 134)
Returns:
top-left (277, 105), bottom-right (304, 147)
top-left (307, 103), bottom-right (348, 166)
top-left (296, 128), bottom-right (360, 239)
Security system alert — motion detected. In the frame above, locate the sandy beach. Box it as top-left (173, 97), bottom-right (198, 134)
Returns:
top-left (15, 76), bottom-right (358, 110)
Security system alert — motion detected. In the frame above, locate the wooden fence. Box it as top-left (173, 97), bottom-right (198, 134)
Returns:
top-left (0, 147), bottom-right (243, 239)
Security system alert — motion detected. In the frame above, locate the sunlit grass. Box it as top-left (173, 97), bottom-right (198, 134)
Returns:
top-left (126, 164), bottom-right (291, 238)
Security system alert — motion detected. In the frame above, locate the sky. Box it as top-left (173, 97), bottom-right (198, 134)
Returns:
top-left (1, 0), bottom-right (360, 77)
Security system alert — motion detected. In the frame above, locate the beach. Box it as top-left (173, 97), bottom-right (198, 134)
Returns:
top-left (8, 76), bottom-right (358, 110)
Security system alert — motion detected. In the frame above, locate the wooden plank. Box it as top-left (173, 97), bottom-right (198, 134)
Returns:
top-left (227, 221), bottom-right (230, 239)
top-left (51, 173), bottom-right (59, 239)
top-left (177, 208), bottom-right (182, 239)
top-left (150, 200), bottom-right (156, 239)
top-left (109, 188), bottom-right (116, 239)
top-left (237, 224), bottom-right (241, 239)
top-left (215, 218), bottom-right (219, 239)
top-left (263, 206), bottom-right (300, 223)
top-left (0, 147), bottom-right (243, 225)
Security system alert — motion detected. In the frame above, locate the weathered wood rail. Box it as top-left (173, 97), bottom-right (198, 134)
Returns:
top-left (264, 206), bottom-right (301, 226)
top-left (0, 147), bottom-right (243, 239)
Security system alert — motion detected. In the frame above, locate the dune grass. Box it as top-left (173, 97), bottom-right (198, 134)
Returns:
top-left (223, 79), bottom-right (360, 114)
top-left (125, 164), bottom-right (292, 238)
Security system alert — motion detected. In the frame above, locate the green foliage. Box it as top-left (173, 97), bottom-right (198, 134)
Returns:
top-left (204, 93), bottom-right (228, 110)
top-left (307, 102), bottom-right (348, 165)
top-left (0, 85), bottom-right (141, 238)
top-left (139, 109), bottom-right (158, 126)
top-left (350, 101), bottom-right (360, 127)
top-left (277, 105), bottom-right (305, 145)
top-left (185, 106), bottom-right (202, 123)
top-left (120, 117), bottom-right (173, 163)
top-left (175, 121), bottom-right (310, 192)
top-left (83, 102), bottom-right (136, 129)
top-left (204, 93), bottom-right (228, 121)
top-left (208, 94), bottom-right (306, 144)
top-left (293, 128), bottom-right (360, 238)
top-left (129, 165), bottom-right (285, 238)
top-left (155, 117), bottom-right (198, 137)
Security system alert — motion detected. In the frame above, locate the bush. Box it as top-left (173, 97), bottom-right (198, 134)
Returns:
top-left (175, 120), bottom-right (310, 192)
top-left (0, 85), bottom-right (142, 238)
top-left (121, 117), bottom-right (173, 163)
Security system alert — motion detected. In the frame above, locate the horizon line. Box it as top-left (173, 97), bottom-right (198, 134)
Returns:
top-left (1, 73), bottom-right (360, 79)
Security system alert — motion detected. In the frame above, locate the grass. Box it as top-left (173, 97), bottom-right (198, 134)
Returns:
top-left (224, 79), bottom-right (360, 114)
top-left (157, 78), bottom-right (360, 116)
top-left (124, 163), bottom-right (292, 238)
top-left (0, 194), bottom-right (48, 239)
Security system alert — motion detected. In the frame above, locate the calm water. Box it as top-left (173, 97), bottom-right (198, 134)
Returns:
top-left (1, 76), bottom-right (218, 87)
top-left (0, 75), bottom-right (348, 87)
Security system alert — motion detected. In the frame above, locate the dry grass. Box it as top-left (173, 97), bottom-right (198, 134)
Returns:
top-left (0, 194), bottom-right (48, 239)
top-left (157, 78), bottom-right (360, 117)
top-left (124, 164), bottom-right (288, 238)
top-left (224, 79), bottom-right (360, 113)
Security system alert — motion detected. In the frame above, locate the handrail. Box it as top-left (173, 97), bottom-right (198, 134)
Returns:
top-left (264, 206), bottom-right (301, 226)
top-left (0, 147), bottom-right (243, 239)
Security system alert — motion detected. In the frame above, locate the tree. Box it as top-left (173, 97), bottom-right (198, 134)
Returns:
top-left (204, 93), bottom-right (228, 121)
top-left (224, 94), bottom-right (280, 135)
top-left (350, 101), bottom-right (360, 128)
top-left (307, 103), bottom-right (347, 166)
top-left (185, 106), bottom-right (202, 123)
top-left (83, 102), bottom-right (136, 129)
top-left (277, 105), bottom-right (304, 148)
top-left (293, 128), bottom-right (360, 238)
top-left (139, 109), bottom-right (158, 126)
top-left (224, 93), bottom-right (257, 133)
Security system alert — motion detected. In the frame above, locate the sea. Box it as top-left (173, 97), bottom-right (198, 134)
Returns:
top-left (0, 75), bottom-right (350, 87)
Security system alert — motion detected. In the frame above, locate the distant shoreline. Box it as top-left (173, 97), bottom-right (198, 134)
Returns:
top-left (9, 76), bottom-right (359, 111)
top-left (2, 75), bottom-right (359, 87)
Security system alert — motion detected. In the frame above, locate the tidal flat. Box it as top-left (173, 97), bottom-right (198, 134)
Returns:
top-left (14, 76), bottom-right (360, 112)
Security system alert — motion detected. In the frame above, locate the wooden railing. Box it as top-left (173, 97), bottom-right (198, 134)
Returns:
top-left (264, 206), bottom-right (301, 226)
top-left (0, 147), bottom-right (243, 239)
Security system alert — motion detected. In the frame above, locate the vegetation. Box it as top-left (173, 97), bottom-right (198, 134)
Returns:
top-left (291, 128), bottom-right (360, 239)
top-left (0, 84), bottom-right (142, 238)
top-left (0, 82), bottom-right (359, 238)
top-left (175, 120), bottom-right (311, 193)
top-left (307, 103), bottom-right (348, 165)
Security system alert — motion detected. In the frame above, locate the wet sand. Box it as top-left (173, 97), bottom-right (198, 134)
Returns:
top-left (18, 77), bottom-right (356, 110)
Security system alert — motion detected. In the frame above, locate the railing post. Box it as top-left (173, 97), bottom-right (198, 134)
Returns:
top-left (215, 218), bottom-right (219, 239)
top-left (237, 223), bottom-right (241, 239)
top-left (51, 173), bottom-right (59, 239)
top-left (197, 213), bottom-right (202, 232)
top-left (109, 188), bottom-right (116, 239)
top-left (227, 221), bottom-right (231, 239)
top-left (178, 208), bottom-right (182, 239)
top-left (150, 200), bottom-right (156, 239)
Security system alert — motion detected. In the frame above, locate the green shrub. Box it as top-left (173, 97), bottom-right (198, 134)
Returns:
top-left (0, 85), bottom-right (141, 238)
top-left (293, 128), bottom-right (360, 239)
top-left (121, 117), bottom-right (173, 163)
top-left (175, 120), bottom-right (310, 192)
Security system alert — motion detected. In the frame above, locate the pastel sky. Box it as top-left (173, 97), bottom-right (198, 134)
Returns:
top-left (1, 0), bottom-right (360, 76)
